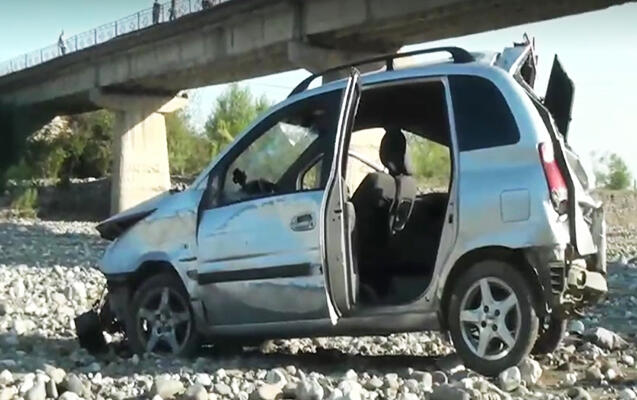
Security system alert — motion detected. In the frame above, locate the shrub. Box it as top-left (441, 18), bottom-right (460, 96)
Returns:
top-left (593, 152), bottom-right (632, 190)
top-left (407, 135), bottom-right (451, 188)
top-left (9, 186), bottom-right (38, 217)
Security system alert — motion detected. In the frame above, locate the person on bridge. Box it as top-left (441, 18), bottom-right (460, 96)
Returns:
top-left (58, 31), bottom-right (67, 56)
top-left (202, 0), bottom-right (212, 10)
top-left (169, 0), bottom-right (177, 21)
top-left (152, 0), bottom-right (161, 24)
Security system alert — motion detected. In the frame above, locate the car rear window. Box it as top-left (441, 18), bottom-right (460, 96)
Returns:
top-left (449, 75), bottom-right (520, 151)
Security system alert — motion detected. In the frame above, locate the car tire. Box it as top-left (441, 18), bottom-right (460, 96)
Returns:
top-left (532, 315), bottom-right (567, 355)
top-left (125, 273), bottom-right (200, 357)
top-left (447, 259), bottom-right (539, 376)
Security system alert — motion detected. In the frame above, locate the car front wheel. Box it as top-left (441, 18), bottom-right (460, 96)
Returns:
top-left (125, 273), bottom-right (200, 356)
top-left (447, 260), bottom-right (539, 376)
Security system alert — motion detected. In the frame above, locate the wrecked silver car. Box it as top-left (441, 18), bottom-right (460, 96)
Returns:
top-left (80, 39), bottom-right (607, 375)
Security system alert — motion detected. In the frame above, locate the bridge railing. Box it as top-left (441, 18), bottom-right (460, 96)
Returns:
top-left (0, 0), bottom-right (228, 78)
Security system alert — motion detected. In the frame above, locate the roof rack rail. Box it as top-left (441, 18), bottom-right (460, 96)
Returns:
top-left (288, 46), bottom-right (474, 97)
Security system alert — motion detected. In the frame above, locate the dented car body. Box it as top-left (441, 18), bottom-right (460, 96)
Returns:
top-left (90, 39), bottom-right (606, 375)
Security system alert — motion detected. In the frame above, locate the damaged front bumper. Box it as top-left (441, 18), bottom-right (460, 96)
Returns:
top-left (75, 276), bottom-right (131, 353)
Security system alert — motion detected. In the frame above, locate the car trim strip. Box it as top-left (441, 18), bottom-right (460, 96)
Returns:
top-left (197, 263), bottom-right (316, 284)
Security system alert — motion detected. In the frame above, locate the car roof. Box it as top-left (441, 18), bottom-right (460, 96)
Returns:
top-left (284, 58), bottom-right (510, 106)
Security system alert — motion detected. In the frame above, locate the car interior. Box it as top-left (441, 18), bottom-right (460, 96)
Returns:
top-left (345, 81), bottom-right (453, 306)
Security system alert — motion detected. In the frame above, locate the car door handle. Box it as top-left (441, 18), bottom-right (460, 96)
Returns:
top-left (290, 213), bottom-right (315, 231)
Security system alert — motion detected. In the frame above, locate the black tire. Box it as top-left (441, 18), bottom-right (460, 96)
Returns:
top-left (532, 315), bottom-right (567, 354)
top-left (125, 273), bottom-right (200, 357)
top-left (447, 260), bottom-right (539, 376)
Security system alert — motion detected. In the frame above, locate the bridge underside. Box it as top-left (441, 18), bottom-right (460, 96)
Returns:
top-left (0, 0), bottom-right (625, 114)
top-left (0, 0), bottom-right (627, 213)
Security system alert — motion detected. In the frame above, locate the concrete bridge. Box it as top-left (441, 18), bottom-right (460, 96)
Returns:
top-left (0, 0), bottom-right (627, 213)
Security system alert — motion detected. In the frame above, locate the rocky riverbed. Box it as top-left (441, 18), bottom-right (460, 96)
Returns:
top-left (0, 193), bottom-right (636, 400)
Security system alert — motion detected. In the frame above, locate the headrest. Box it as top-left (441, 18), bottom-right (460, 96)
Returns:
top-left (379, 128), bottom-right (413, 176)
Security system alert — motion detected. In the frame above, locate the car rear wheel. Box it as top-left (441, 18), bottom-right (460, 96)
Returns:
top-left (447, 260), bottom-right (539, 376)
top-left (532, 315), bottom-right (567, 354)
top-left (125, 273), bottom-right (200, 356)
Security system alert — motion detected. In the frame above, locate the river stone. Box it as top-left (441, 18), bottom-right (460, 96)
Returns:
top-left (44, 365), bottom-right (66, 384)
top-left (567, 387), bottom-right (592, 400)
top-left (0, 370), bottom-right (12, 385)
top-left (498, 366), bottom-right (521, 392)
top-left (0, 387), bottom-right (17, 400)
top-left (214, 383), bottom-right (232, 396)
top-left (25, 381), bottom-right (46, 400)
top-left (151, 377), bottom-right (185, 399)
top-left (431, 371), bottom-right (447, 385)
top-left (59, 392), bottom-right (82, 400)
top-left (519, 357), bottom-right (543, 385)
top-left (431, 384), bottom-right (470, 400)
top-left (184, 384), bottom-right (208, 400)
top-left (265, 369), bottom-right (287, 387)
top-left (254, 383), bottom-right (283, 400)
top-left (63, 374), bottom-right (87, 396)
top-left (46, 379), bottom-right (58, 399)
top-left (296, 377), bottom-right (324, 400)
top-left (585, 327), bottom-right (629, 350)
top-left (619, 388), bottom-right (637, 400)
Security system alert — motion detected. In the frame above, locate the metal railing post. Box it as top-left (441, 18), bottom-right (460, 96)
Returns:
top-left (94, 29), bottom-right (97, 44)
top-left (115, 21), bottom-right (118, 36)
top-left (75, 36), bottom-right (78, 51)
top-left (40, 49), bottom-right (43, 63)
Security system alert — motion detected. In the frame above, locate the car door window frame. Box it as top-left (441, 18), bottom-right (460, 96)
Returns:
top-left (203, 89), bottom-right (344, 210)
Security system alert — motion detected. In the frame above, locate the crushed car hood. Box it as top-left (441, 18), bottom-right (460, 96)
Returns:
top-left (96, 192), bottom-right (171, 240)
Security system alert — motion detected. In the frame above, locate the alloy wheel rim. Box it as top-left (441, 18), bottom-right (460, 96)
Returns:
top-left (136, 287), bottom-right (192, 354)
top-left (458, 277), bottom-right (521, 360)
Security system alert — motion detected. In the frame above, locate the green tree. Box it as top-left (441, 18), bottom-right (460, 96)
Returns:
top-left (4, 110), bottom-right (115, 184)
top-left (63, 110), bottom-right (114, 179)
top-left (166, 110), bottom-right (213, 177)
top-left (593, 152), bottom-right (632, 190)
top-left (204, 83), bottom-right (270, 157)
top-left (406, 134), bottom-right (451, 188)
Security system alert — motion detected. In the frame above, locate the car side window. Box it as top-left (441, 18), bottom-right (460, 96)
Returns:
top-left (449, 75), bottom-right (520, 151)
top-left (219, 91), bottom-right (342, 205)
top-left (222, 122), bottom-right (318, 203)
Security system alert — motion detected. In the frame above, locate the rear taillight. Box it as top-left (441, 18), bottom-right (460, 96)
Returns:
top-left (539, 142), bottom-right (568, 214)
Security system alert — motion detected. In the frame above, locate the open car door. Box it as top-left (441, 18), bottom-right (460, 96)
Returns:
top-left (322, 69), bottom-right (362, 323)
top-left (544, 55), bottom-right (574, 140)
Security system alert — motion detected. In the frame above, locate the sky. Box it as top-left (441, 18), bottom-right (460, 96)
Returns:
top-left (1, 1), bottom-right (636, 177)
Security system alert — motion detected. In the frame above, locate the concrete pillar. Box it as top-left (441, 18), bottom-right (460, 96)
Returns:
top-left (89, 90), bottom-right (187, 214)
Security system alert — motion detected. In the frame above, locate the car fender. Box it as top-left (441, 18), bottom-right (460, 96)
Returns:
top-left (98, 189), bottom-right (202, 295)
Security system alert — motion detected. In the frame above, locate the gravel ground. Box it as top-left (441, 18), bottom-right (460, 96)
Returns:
top-left (0, 197), bottom-right (636, 400)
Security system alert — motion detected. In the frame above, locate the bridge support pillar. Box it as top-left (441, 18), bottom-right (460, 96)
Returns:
top-left (89, 90), bottom-right (187, 214)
